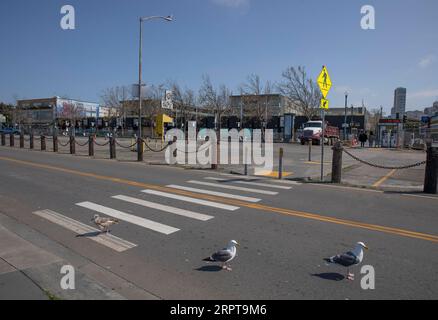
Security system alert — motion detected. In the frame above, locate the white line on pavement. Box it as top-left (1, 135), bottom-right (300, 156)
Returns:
top-left (203, 177), bottom-right (292, 190)
top-left (187, 180), bottom-right (279, 195)
top-left (76, 202), bottom-right (179, 235)
top-left (33, 209), bottom-right (137, 252)
top-left (166, 185), bottom-right (261, 203)
top-left (141, 190), bottom-right (240, 211)
top-left (112, 195), bottom-right (214, 221)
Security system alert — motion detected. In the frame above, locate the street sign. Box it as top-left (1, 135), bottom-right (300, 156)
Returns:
top-left (320, 98), bottom-right (329, 110)
top-left (317, 66), bottom-right (332, 99)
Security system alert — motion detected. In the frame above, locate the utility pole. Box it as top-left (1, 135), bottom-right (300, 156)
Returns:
top-left (344, 92), bottom-right (348, 140)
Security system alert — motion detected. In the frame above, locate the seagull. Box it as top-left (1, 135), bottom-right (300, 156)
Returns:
top-left (203, 240), bottom-right (239, 271)
top-left (91, 214), bottom-right (119, 233)
top-left (324, 242), bottom-right (369, 281)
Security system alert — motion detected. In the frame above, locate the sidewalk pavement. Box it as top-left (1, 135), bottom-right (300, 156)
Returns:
top-left (0, 212), bottom-right (158, 300)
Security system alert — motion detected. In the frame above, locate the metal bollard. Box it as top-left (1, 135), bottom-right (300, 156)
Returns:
top-left (20, 133), bottom-right (24, 148)
top-left (41, 136), bottom-right (46, 151)
top-left (10, 134), bottom-right (14, 147)
top-left (137, 137), bottom-right (143, 162)
top-left (88, 136), bottom-right (94, 157)
top-left (70, 136), bottom-right (75, 154)
top-left (278, 148), bottom-right (284, 179)
top-left (30, 133), bottom-right (34, 149)
top-left (331, 141), bottom-right (344, 183)
top-left (424, 146), bottom-right (438, 194)
top-left (110, 137), bottom-right (116, 159)
top-left (308, 139), bottom-right (312, 162)
top-left (53, 135), bottom-right (58, 153)
top-left (1, 133), bottom-right (5, 146)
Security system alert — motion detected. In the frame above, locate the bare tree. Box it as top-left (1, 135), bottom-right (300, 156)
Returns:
top-left (101, 86), bottom-right (131, 134)
top-left (278, 66), bottom-right (321, 120)
top-left (168, 81), bottom-right (197, 130)
top-left (239, 74), bottom-right (274, 128)
top-left (198, 75), bottom-right (231, 132)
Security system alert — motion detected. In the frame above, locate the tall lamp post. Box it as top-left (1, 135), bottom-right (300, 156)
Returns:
top-left (138, 15), bottom-right (173, 137)
top-left (344, 91), bottom-right (348, 140)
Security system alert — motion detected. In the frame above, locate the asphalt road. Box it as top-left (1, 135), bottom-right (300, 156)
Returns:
top-left (0, 146), bottom-right (437, 299)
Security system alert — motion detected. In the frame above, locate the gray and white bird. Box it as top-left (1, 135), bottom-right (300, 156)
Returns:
top-left (91, 214), bottom-right (119, 233)
top-left (324, 242), bottom-right (369, 281)
top-left (203, 240), bottom-right (239, 271)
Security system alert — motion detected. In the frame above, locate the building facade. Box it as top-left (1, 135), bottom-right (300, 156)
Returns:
top-left (391, 87), bottom-right (407, 119)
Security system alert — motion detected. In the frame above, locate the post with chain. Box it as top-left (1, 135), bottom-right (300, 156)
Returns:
top-left (53, 135), bottom-right (58, 153)
top-left (137, 137), bottom-right (143, 162)
top-left (308, 139), bottom-right (312, 162)
top-left (70, 135), bottom-right (75, 155)
top-left (9, 133), bottom-right (14, 147)
top-left (88, 135), bottom-right (94, 157)
top-left (20, 132), bottom-right (24, 148)
top-left (1, 133), bottom-right (5, 146)
top-left (110, 137), bottom-right (116, 159)
top-left (424, 145), bottom-right (438, 194)
top-left (278, 148), bottom-right (284, 179)
top-left (331, 141), bottom-right (343, 183)
top-left (41, 136), bottom-right (46, 151)
top-left (30, 132), bottom-right (34, 149)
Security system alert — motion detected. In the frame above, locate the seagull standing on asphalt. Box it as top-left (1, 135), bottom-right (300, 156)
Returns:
top-left (324, 242), bottom-right (369, 281)
top-left (91, 214), bottom-right (119, 233)
top-left (203, 240), bottom-right (240, 271)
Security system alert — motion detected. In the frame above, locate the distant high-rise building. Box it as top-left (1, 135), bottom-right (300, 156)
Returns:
top-left (391, 87), bottom-right (407, 119)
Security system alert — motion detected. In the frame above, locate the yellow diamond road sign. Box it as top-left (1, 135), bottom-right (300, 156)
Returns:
top-left (317, 66), bottom-right (332, 99)
top-left (320, 98), bottom-right (329, 110)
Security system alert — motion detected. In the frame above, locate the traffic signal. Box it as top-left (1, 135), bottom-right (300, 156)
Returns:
top-left (403, 115), bottom-right (407, 124)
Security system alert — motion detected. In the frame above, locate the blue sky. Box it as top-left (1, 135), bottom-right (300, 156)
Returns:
top-left (0, 0), bottom-right (437, 113)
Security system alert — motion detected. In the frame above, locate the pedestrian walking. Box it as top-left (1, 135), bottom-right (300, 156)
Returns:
top-left (359, 131), bottom-right (368, 148)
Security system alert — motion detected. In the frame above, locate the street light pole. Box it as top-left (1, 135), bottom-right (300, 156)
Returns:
top-left (344, 92), bottom-right (348, 140)
top-left (138, 15), bottom-right (173, 138)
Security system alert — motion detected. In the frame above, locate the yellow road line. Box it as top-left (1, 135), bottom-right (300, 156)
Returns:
top-left (1, 155), bottom-right (437, 243)
top-left (373, 169), bottom-right (397, 188)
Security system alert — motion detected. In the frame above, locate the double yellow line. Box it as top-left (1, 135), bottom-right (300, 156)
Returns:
top-left (1, 155), bottom-right (437, 243)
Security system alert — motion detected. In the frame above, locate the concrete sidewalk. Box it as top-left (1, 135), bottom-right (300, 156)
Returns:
top-left (0, 212), bottom-right (158, 300)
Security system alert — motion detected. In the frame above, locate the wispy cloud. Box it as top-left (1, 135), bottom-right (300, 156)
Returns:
top-left (418, 54), bottom-right (436, 68)
top-left (211, 0), bottom-right (250, 8)
top-left (410, 88), bottom-right (438, 99)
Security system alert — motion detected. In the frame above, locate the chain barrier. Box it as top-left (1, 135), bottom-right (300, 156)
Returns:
top-left (343, 148), bottom-right (426, 170)
top-left (94, 139), bottom-right (110, 147)
top-left (75, 139), bottom-right (89, 147)
top-left (115, 139), bottom-right (138, 149)
top-left (141, 138), bottom-right (170, 153)
top-left (58, 140), bottom-right (70, 147)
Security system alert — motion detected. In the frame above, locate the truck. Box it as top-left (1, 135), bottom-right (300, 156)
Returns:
top-left (300, 120), bottom-right (340, 145)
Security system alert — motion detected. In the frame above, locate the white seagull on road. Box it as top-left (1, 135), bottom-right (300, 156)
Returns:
top-left (324, 242), bottom-right (369, 280)
top-left (203, 240), bottom-right (239, 271)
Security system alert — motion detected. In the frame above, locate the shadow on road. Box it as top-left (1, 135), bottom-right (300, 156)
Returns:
top-left (311, 273), bottom-right (345, 281)
top-left (76, 231), bottom-right (102, 238)
top-left (195, 265), bottom-right (223, 272)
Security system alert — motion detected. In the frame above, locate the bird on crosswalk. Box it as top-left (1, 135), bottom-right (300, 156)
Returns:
top-left (91, 214), bottom-right (119, 233)
top-left (203, 240), bottom-right (239, 271)
top-left (323, 242), bottom-right (369, 281)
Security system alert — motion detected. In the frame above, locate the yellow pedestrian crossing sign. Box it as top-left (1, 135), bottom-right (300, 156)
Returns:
top-left (320, 98), bottom-right (329, 110)
top-left (317, 66), bottom-right (332, 98)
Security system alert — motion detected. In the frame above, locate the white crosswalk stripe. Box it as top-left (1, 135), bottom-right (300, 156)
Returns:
top-left (33, 209), bottom-right (137, 252)
top-left (112, 195), bottom-right (214, 221)
top-left (187, 180), bottom-right (279, 195)
top-left (203, 177), bottom-right (292, 190)
top-left (166, 185), bottom-right (261, 203)
top-left (76, 201), bottom-right (179, 235)
top-left (141, 190), bottom-right (240, 211)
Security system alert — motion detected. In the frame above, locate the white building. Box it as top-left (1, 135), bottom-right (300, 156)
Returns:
top-left (391, 87), bottom-right (407, 119)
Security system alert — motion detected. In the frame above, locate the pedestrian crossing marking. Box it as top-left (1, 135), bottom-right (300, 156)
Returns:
top-left (166, 185), bottom-right (261, 203)
top-left (76, 201), bottom-right (180, 235)
top-left (33, 209), bottom-right (137, 252)
top-left (141, 190), bottom-right (240, 211)
top-left (112, 195), bottom-right (214, 221)
top-left (187, 180), bottom-right (278, 195)
top-left (203, 177), bottom-right (292, 190)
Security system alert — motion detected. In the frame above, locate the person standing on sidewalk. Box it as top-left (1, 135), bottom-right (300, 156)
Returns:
top-left (359, 131), bottom-right (368, 148)
top-left (368, 131), bottom-right (375, 148)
